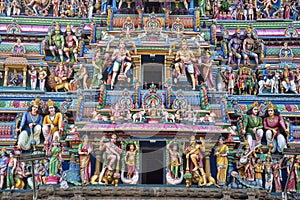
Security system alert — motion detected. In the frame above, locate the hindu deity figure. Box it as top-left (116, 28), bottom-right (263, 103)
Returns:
top-left (242, 102), bottom-right (263, 150)
top-left (263, 102), bottom-right (289, 153)
top-left (125, 142), bottom-right (139, 179)
top-left (49, 22), bottom-right (65, 62)
top-left (258, 0), bottom-right (278, 18)
top-left (228, 27), bottom-right (242, 68)
top-left (264, 153), bottom-right (273, 192)
top-left (286, 156), bottom-right (298, 193)
top-left (272, 158), bottom-right (282, 192)
top-left (243, 27), bottom-right (259, 66)
top-left (99, 134), bottom-right (123, 186)
top-left (42, 99), bottom-right (64, 146)
top-left (214, 136), bottom-right (228, 186)
top-left (77, 64), bottom-right (89, 90)
top-left (28, 66), bottom-right (38, 90)
top-left (201, 50), bottom-right (214, 90)
top-left (12, 38), bottom-right (25, 56)
top-left (174, 38), bottom-right (199, 90)
top-left (108, 38), bottom-right (136, 90)
top-left (64, 24), bottom-right (79, 62)
top-left (11, 0), bottom-right (20, 15)
top-left (223, 67), bottom-right (235, 95)
top-left (281, 66), bottom-right (298, 94)
top-left (52, 0), bottom-right (60, 17)
top-left (0, 0), bottom-right (5, 14)
top-left (27, 0), bottom-right (43, 15)
top-left (54, 63), bottom-right (68, 84)
top-left (184, 136), bottom-right (206, 187)
top-left (92, 49), bottom-right (105, 87)
top-left (296, 156), bottom-right (300, 193)
top-left (62, 154), bottom-right (81, 186)
top-left (16, 98), bottom-right (43, 150)
top-left (78, 135), bottom-right (92, 185)
top-left (167, 140), bottom-right (182, 179)
top-left (0, 149), bottom-right (8, 190)
top-left (100, 0), bottom-right (108, 14)
top-left (6, 151), bottom-right (17, 190)
top-left (14, 161), bottom-right (27, 189)
top-left (254, 158), bottom-right (263, 187)
top-left (48, 138), bottom-right (62, 177)
top-left (38, 67), bottom-right (47, 91)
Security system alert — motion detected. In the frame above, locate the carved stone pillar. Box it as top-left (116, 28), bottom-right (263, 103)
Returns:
top-left (132, 55), bottom-right (141, 82)
top-left (164, 55), bottom-right (174, 82)
top-left (3, 67), bottom-right (8, 86)
top-left (23, 66), bottom-right (27, 87)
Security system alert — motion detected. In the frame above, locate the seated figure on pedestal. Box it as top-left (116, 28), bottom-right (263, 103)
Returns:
top-left (49, 23), bottom-right (65, 62)
top-left (228, 27), bottom-right (242, 68)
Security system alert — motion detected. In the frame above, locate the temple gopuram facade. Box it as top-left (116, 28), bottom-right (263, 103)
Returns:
top-left (0, 0), bottom-right (299, 199)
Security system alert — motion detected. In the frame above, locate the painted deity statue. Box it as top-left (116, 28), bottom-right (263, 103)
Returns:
top-left (42, 99), bottom-right (64, 146)
top-left (99, 134), bottom-right (123, 186)
top-left (12, 39), bottom-right (25, 56)
top-left (49, 23), bottom-right (65, 62)
top-left (38, 67), bottom-right (47, 91)
top-left (6, 151), bottom-right (17, 190)
top-left (223, 67), bottom-right (235, 95)
top-left (202, 50), bottom-right (214, 90)
top-left (55, 63), bottom-right (68, 84)
top-left (243, 27), bottom-right (259, 66)
top-left (228, 27), bottom-right (242, 68)
top-left (286, 156), bottom-right (298, 193)
top-left (263, 102), bottom-right (289, 153)
top-left (272, 158), bottom-right (282, 192)
top-left (174, 38), bottom-right (198, 90)
top-left (78, 135), bottom-right (93, 185)
top-left (214, 136), bottom-right (228, 186)
top-left (184, 136), bottom-right (206, 187)
top-left (64, 24), bottom-right (79, 62)
top-left (77, 64), bottom-right (89, 90)
top-left (264, 153), bottom-right (273, 192)
top-left (28, 66), bottom-right (38, 90)
top-left (167, 140), bottom-right (182, 179)
top-left (48, 139), bottom-right (62, 179)
top-left (242, 101), bottom-right (263, 150)
top-left (125, 142), bottom-right (139, 179)
top-left (254, 158), bottom-right (264, 187)
top-left (108, 38), bottom-right (136, 89)
top-left (0, 150), bottom-right (8, 189)
top-left (16, 98), bottom-right (43, 150)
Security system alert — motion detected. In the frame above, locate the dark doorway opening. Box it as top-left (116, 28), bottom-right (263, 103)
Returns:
top-left (140, 141), bottom-right (165, 184)
top-left (142, 55), bottom-right (164, 90)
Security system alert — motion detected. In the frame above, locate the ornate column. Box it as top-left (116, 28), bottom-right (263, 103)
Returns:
top-left (23, 66), bottom-right (27, 87)
top-left (164, 55), bottom-right (174, 82)
top-left (189, 0), bottom-right (194, 14)
top-left (3, 67), bottom-right (8, 86)
top-left (132, 55), bottom-right (141, 82)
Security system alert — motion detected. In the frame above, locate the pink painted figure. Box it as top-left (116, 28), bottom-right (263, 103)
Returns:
top-left (224, 67), bottom-right (235, 95)
top-left (272, 158), bottom-right (282, 192)
top-left (78, 135), bottom-right (93, 185)
top-left (55, 63), bottom-right (68, 84)
top-left (28, 66), bottom-right (38, 90)
top-left (287, 156), bottom-right (298, 193)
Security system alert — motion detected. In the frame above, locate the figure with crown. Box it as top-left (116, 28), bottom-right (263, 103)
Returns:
top-left (99, 134), bottom-right (123, 186)
top-left (49, 22), bottom-right (65, 62)
top-left (42, 99), bottom-right (64, 148)
top-left (46, 136), bottom-right (62, 184)
top-left (214, 136), bottom-right (228, 186)
top-left (242, 101), bottom-right (263, 151)
top-left (108, 38), bottom-right (136, 90)
top-left (64, 24), bottom-right (79, 62)
top-left (184, 135), bottom-right (206, 187)
top-left (15, 98), bottom-right (43, 150)
top-left (228, 27), bottom-right (242, 68)
top-left (263, 102), bottom-right (289, 153)
top-left (78, 135), bottom-right (92, 185)
top-left (242, 27), bottom-right (259, 66)
top-left (174, 38), bottom-right (200, 90)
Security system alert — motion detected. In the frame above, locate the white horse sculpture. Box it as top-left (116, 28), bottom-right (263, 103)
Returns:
top-left (132, 110), bottom-right (146, 122)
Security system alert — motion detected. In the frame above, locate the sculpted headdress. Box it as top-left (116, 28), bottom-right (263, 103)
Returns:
top-left (31, 98), bottom-right (41, 107)
top-left (267, 101), bottom-right (276, 110)
top-left (250, 101), bottom-right (259, 109)
top-left (46, 99), bottom-right (56, 107)
top-left (66, 23), bottom-right (72, 32)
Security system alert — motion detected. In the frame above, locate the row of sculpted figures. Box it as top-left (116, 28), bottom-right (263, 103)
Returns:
top-left (0, 0), bottom-right (299, 21)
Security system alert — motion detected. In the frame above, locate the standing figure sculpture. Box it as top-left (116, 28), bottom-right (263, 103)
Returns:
top-left (38, 67), bottom-right (47, 91)
top-left (64, 24), bottom-right (79, 62)
top-left (214, 136), bottom-right (228, 186)
top-left (243, 27), bottom-right (259, 66)
top-left (242, 101), bottom-right (264, 150)
top-left (228, 27), bottom-right (242, 68)
top-left (0, 149), bottom-right (8, 189)
top-left (174, 39), bottom-right (198, 90)
top-left (28, 66), bottom-right (38, 90)
top-left (42, 99), bottom-right (63, 145)
top-left (48, 138), bottom-right (62, 177)
top-left (49, 23), bottom-right (65, 62)
top-left (99, 134), bottom-right (123, 186)
top-left (6, 151), bottom-right (17, 190)
top-left (184, 136), bottom-right (206, 187)
top-left (167, 140), bottom-right (182, 179)
top-left (16, 98), bottom-right (43, 150)
top-left (125, 142), bottom-right (138, 179)
top-left (263, 102), bottom-right (289, 153)
top-left (78, 135), bottom-right (93, 185)
top-left (108, 38), bottom-right (136, 89)
top-left (202, 50), bottom-right (214, 89)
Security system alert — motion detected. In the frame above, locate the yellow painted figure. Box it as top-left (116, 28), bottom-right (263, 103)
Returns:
top-left (214, 137), bottom-right (228, 186)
